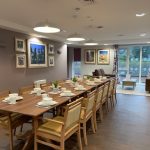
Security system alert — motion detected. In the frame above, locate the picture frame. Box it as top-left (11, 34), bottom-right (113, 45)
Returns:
top-left (84, 49), bottom-right (96, 64)
top-left (48, 56), bottom-right (55, 66)
top-left (16, 54), bottom-right (26, 68)
top-left (27, 40), bottom-right (47, 68)
top-left (15, 38), bottom-right (26, 52)
top-left (48, 44), bottom-right (54, 54)
top-left (97, 49), bottom-right (110, 65)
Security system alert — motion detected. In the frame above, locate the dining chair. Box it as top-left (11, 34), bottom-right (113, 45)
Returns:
top-left (19, 84), bottom-right (34, 95)
top-left (108, 78), bottom-right (116, 109)
top-left (40, 82), bottom-right (51, 91)
top-left (93, 85), bottom-right (104, 131)
top-left (0, 90), bottom-right (30, 150)
top-left (35, 97), bottom-right (83, 150)
top-left (80, 89), bottom-right (96, 146)
top-left (101, 81), bottom-right (110, 113)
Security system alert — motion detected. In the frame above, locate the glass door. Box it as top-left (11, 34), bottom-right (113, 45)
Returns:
top-left (141, 46), bottom-right (150, 83)
top-left (129, 46), bottom-right (140, 82)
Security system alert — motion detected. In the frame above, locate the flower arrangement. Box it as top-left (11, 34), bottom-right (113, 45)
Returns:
top-left (52, 80), bottom-right (58, 88)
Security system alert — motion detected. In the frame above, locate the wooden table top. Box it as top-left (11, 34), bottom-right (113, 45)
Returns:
top-left (0, 79), bottom-right (108, 117)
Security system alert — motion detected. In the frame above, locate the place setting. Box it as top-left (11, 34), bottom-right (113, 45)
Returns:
top-left (60, 90), bottom-right (75, 97)
top-left (2, 93), bottom-right (23, 104)
top-left (36, 93), bottom-right (58, 108)
top-left (74, 84), bottom-right (86, 91)
top-left (30, 87), bottom-right (45, 96)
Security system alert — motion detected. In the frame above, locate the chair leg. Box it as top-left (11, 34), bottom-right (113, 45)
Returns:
top-left (60, 139), bottom-right (64, 150)
top-left (93, 110), bottom-right (97, 131)
top-left (77, 127), bottom-right (82, 150)
top-left (34, 138), bottom-right (38, 150)
top-left (83, 122), bottom-right (88, 146)
top-left (91, 116), bottom-right (96, 133)
top-left (99, 106), bottom-right (103, 121)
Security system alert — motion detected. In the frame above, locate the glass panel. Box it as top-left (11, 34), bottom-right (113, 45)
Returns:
top-left (141, 46), bottom-right (150, 83)
top-left (72, 61), bottom-right (81, 77)
top-left (129, 46), bottom-right (140, 82)
top-left (118, 48), bottom-right (128, 82)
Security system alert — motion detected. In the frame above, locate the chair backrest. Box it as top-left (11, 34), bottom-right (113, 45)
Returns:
top-left (102, 81), bottom-right (110, 103)
top-left (40, 83), bottom-right (51, 90)
top-left (0, 90), bottom-right (10, 101)
top-left (19, 85), bottom-right (34, 95)
top-left (108, 78), bottom-right (116, 97)
top-left (96, 85), bottom-right (104, 104)
top-left (83, 90), bottom-right (96, 116)
top-left (34, 79), bottom-right (47, 88)
top-left (64, 97), bottom-right (83, 130)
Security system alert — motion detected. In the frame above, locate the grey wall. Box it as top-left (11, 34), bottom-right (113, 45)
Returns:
top-left (68, 46), bottom-right (115, 77)
top-left (0, 28), bottom-right (67, 92)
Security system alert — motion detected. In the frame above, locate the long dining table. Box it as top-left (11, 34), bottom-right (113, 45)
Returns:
top-left (0, 78), bottom-right (110, 150)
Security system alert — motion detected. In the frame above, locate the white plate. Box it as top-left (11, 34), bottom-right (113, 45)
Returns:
top-left (74, 88), bottom-right (86, 91)
top-left (37, 101), bottom-right (58, 107)
top-left (49, 91), bottom-right (61, 95)
top-left (2, 96), bottom-right (23, 102)
top-left (60, 93), bottom-right (75, 97)
top-left (30, 90), bottom-right (45, 94)
top-left (86, 83), bottom-right (96, 86)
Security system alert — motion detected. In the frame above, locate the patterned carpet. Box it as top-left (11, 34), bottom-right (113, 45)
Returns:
top-left (116, 83), bottom-right (150, 96)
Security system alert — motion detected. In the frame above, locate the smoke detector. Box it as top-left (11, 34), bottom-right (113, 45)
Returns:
top-left (79, 0), bottom-right (95, 4)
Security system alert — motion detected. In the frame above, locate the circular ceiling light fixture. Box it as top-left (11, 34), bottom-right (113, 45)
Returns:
top-left (140, 33), bottom-right (146, 37)
top-left (33, 21), bottom-right (60, 33)
top-left (136, 13), bottom-right (146, 17)
top-left (84, 40), bottom-right (98, 46)
top-left (67, 33), bottom-right (85, 41)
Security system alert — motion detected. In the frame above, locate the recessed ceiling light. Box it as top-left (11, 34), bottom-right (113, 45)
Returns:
top-left (67, 33), bottom-right (85, 41)
top-left (84, 40), bottom-right (98, 45)
top-left (136, 13), bottom-right (146, 17)
top-left (33, 21), bottom-right (60, 33)
top-left (147, 42), bottom-right (150, 43)
top-left (140, 33), bottom-right (146, 36)
top-left (104, 44), bottom-right (109, 45)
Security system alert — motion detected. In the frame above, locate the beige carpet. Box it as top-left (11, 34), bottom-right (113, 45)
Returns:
top-left (116, 83), bottom-right (150, 96)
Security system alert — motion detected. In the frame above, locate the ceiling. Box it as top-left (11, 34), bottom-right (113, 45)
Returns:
top-left (0, 0), bottom-right (150, 45)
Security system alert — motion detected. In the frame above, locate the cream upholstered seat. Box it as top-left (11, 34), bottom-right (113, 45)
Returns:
top-left (19, 85), bottom-right (34, 95)
top-left (93, 85), bottom-right (104, 131)
top-left (80, 89), bottom-right (97, 146)
top-left (35, 97), bottom-right (83, 150)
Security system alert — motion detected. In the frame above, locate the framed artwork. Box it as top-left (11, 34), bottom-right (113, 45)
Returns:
top-left (15, 38), bottom-right (26, 52)
top-left (48, 56), bottom-right (55, 66)
top-left (97, 49), bottom-right (110, 64)
top-left (84, 49), bottom-right (96, 64)
top-left (27, 40), bottom-right (47, 68)
top-left (16, 54), bottom-right (26, 68)
top-left (48, 44), bottom-right (54, 54)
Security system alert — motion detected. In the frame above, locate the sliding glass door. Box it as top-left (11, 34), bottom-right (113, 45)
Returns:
top-left (118, 45), bottom-right (150, 83)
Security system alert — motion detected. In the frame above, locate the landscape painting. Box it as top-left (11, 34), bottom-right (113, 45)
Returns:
top-left (28, 41), bottom-right (47, 68)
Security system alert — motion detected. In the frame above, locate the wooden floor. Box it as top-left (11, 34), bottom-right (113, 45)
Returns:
top-left (1, 94), bottom-right (150, 150)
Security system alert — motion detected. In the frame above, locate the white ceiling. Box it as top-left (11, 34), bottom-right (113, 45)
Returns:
top-left (0, 0), bottom-right (150, 45)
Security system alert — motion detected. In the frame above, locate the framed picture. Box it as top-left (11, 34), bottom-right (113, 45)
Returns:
top-left (97, 49), bottom-right (110, 64)
top-left (48, 44), bottom-right (54, 54)
top-left (16, 54), bottom-right (26, 68)
top-left (15, 38), bottom-right (26, 52)
top-left (84, 49), bottom-right (96, 64)
top-left (48, 56), bottom-right (55, 66)
top-left (27, 40), bottom-right (47, 68)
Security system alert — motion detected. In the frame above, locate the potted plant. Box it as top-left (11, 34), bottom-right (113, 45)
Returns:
top-left (52, 81), bottom-right (59, 92)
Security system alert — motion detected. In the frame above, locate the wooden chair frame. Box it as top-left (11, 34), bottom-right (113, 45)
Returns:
top-left (35, 97), bottom-right (83, 150)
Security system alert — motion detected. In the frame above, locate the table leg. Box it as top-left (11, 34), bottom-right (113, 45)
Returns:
top-left (33, 117), bottom-right (38, 150)
top-left (8, 114), bottom-right (13, 150)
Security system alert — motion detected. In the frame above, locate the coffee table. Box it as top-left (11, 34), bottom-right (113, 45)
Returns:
top-left (122, 79), bottom-right (136, 90)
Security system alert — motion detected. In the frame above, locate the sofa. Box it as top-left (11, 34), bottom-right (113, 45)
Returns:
top-left (92, 69), bottom-right (115, 78)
